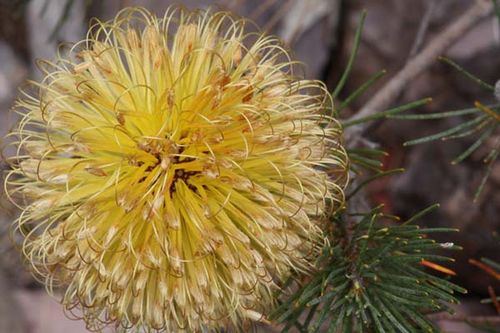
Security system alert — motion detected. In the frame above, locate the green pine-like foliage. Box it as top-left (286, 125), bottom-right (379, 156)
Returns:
top-left (272, 206), bottom-right (466, 333)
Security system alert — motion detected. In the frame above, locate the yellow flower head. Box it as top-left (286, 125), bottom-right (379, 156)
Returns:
top-left (6, 7), bottom-right (347, 332)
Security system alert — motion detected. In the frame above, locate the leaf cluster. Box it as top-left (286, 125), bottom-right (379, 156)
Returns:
top-left (398, 57), bottom-right (499, 199)
top-left (272, 206), bottom-right (466, 333)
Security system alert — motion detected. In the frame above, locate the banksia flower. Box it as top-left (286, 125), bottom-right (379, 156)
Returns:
top-left (6, 6), bottom-right (347, 332)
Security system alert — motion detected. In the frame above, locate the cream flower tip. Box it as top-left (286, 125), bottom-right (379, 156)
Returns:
top-left (6, 6), bottom-right (348, 332)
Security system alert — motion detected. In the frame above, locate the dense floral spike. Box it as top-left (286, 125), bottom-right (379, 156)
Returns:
top-left (6, 7), bottom-right (348, 332)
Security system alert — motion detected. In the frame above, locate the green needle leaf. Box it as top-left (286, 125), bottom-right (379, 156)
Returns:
top-left (404, 115), bottom-right (487, 146)
top-left (439, 56), bottom-right (495, 92)
top-left (332, 10), bottom-right (367, 99)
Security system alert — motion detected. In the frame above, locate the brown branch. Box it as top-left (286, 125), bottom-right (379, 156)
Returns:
top-left (345, 0), bottom-right (494, 141)
top-left (408, 0), bottom-right (437, 59)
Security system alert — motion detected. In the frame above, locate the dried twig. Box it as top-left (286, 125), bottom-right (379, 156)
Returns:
top-left (408, 0), bottom-right (437, 59)
top-left (345, 0), bottom-right (494, 141)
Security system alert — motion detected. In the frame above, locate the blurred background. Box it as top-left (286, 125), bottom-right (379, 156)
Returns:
top-left (0, 0), bottom-right (498, 332)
